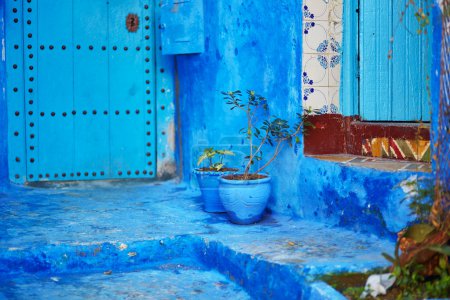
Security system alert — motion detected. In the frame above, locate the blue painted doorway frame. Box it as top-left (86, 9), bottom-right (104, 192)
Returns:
top-left (4, 0), bottom-right (176, 183)
top-left (0, 2), bottom-right (8, 185)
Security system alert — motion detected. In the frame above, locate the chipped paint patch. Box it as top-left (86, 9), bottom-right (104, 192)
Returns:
top-left (166, 120), bottom-right (176, 151)
top-left (157, 159), bottom-right (177, 179)
top-left (118, 243), bottom-right (128, 251)
top-left (155, 3), bottom-right (176, 179)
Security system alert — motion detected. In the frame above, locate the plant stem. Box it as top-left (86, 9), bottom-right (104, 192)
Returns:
top-left (253, 122), bottom-right (302, 175)
top-left (255, 141), bottom-right (286, 174)
top-left (244, 129), bottom-right (270, 175)
top-left (246, 104), bottom-right (252, 179)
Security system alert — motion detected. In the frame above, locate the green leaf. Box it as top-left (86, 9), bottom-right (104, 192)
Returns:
top-left (216, 150), bottom-right (234, 156)
top-left (403, 223), bottom-right (435, 243)
top-left (382, 252), bottom-right (397, 264)
top-left (439, 256), bottom-right (448, 270)
top-left (427, 245), bottom-right (450, 256)
top-left (197, 153), bottom-right (209, 166)
top-left (213, 163), bottom-right (224, 171)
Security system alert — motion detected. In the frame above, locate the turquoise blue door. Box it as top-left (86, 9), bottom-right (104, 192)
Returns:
top-left (359, 1), bottom-right (430, 121)
top-left (5, 0), bottom-right (156, 181)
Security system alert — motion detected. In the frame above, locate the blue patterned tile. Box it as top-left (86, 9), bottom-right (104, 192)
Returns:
top-left (330, 103), bottom-right (339, 113)
top-left (303, 0), bottom-right (329, 20)
top-left (317, 55), bottom-right (328, 69)
top-left (303, 21), bottom-right (328, 53)
top-left (320, 105), bottom-right (329, 114)
top-left (304, 22), bottom-right (316, 34)
top-left (302, 72), bottom-right (314, 85)
top-left (316, 40), bottom-right (328, 53)
top-left (330, 37), bottom-right (341, 53)
top-left (303, 88), bottom-right (315, 101)
top-left (330, 55), bottom-right (340, 68)
top-left (303, 5), bottom-right (315, 19)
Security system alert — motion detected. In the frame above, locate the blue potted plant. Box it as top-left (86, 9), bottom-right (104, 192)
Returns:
top-left (194, 148), bottom-right (237, 213)
top-left (218, 90), bottom-right (312, 224)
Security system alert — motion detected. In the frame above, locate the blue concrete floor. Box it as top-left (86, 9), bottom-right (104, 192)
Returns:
top-left (1, 259), bottom-right (251, 300)
top-left (0, 180), bottom-right (395, 299)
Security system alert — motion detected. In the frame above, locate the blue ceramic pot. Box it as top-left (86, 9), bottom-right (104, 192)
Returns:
top-left (194, 169), bottom-right (236, 213)
top-left (218, 175), bottom-right (271, 225)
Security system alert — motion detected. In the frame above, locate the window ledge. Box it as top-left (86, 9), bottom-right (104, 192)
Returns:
top-left (304, 114), bottom-right (431, 163)
top-left (308, 154), bottom-right (431, 173)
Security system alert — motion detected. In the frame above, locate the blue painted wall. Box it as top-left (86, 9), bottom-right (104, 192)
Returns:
top-left (431, 3), bottom-right (449, 195)
top-left (0, 1), bottom-right (8, 187)
top-left (431, 4), bottom-right (442, 181)
top-left (175, 0), bottom-right (303, 183)
top-left (294, 157), bottom-right (429, 238)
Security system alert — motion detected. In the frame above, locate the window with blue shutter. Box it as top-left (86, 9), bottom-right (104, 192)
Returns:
top-left (359, 1), bottom-right (431, 121)
top-left (160, 0), bottom-right (205, 55)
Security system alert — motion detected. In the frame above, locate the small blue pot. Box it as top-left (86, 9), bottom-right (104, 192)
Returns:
top-left (218, 175), bottom-right (271, 225)
top-left (194, 169), bottom-right (236, 213)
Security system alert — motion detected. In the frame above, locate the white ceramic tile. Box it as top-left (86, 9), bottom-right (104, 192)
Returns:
top-left (329, 54), bottom-right (341, 86)
top-left (329, 23), bottom-right (343, 42)
top-left (303, 0), bottom-right (330, 21)
top-left (330, 0), bottom-right (343, 21)
top-left (303, 21), bottom-right (329, 54)
top-left (302, 86), bottom-right (329, 114)
top-left (329, 87), bottom-right (340, 113)
top-left (303, 53), bottom-right (329, 87)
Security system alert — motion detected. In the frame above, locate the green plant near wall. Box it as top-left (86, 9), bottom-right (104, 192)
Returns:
top-left (197, 148), bottom-right (235, 172)
top-left (221, 90), bottom-right (313, 180)
top-left (400, 177), bottom-right (435, 223)
top-left (382, 179), bottom-right (450, 299)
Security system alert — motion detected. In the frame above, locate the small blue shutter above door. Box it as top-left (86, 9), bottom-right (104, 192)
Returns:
top-left (160, 0), bottom-right (205, 55)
